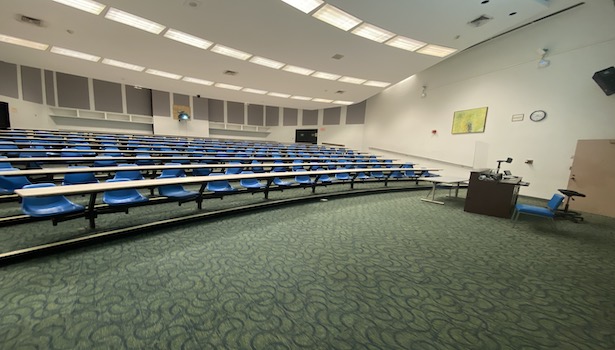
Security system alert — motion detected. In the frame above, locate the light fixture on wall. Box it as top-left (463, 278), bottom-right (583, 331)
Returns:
top-left (537, 48), bottom-right (550, 68)
top-left (421, 85), bottom-right (427, 98)
top-left (178, 111), bottom-right (191, 121)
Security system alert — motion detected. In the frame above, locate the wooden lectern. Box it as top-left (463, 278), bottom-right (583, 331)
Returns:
top-left (464, 171), bottom-right (521, 218)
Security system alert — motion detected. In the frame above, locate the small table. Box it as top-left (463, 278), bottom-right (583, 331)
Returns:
top-left (419, 176), bottom-right (469, 205)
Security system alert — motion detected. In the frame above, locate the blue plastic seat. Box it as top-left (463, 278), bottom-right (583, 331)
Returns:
top-left (93, 156), bottom-right (118, 167)
top-left (0, 156), bottom-right (15, 169)
top-left (315, 168), bottom-right (332, 183)
top-left (335, 172), bottom-right (351, 181)
top-left (159, 163), bottom-right (186, 178)
top-left (157, 183), bottom-right (198, 200)
top-left (273, 177), bottom-right (294, 187)
top-left (225, 161), bottom-right (243, 175)
top-left (60, 148), bottom-right (83, 158)
top-left (135, 153), bottom-right (155, 165)
top-left (512, 194), bottom-right (565, 224)
top-left (62, 167), bottom-right (99, 185)
top-left (103, 178), bottom-right (148, 206)
top-left (206, 174), bottom-right (237, 193)
top-left (294, 169), bottom-right (314, 185)
top-left (21, 183), bottom-right (85, 218)
top-left (251, 160), bottom-right (265, 173)
top-left (0, 141), bottom-right (20, 157)
top-left (114, 164), bottom-right (145, 180)
top-left (239, 171), bottom-right (265, 190)
top-left (0, 169), bottom-right (32, 194)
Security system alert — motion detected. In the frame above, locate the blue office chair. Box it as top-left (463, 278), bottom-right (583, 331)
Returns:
top-left (20, 183), bottom-right (85, 222)
top-left (62, 167), bottom-right (99, 185)
top-left (102, 178), bottom-right (148, 206)
top-left (511, 194), bottom-right (565, 225)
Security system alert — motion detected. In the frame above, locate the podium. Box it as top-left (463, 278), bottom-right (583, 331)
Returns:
top-left (464, 171), bottom-right (521, 218)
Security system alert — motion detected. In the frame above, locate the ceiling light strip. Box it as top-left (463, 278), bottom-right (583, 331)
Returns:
top-left (211, 44), bottom-right (252, 60)
top-left (164, 29), bottom-right (213, 50)
top-left (312, 4), bottom-right (361, 31)
top-left (102, 58), bottom-right (145, 71)
top-left (280, 0), bottom-right (324, 14)
top-left (0, 34), bottom-right (48, 50)
top-left (105, 7), bottom-right (166, 34)
top-left (145, 68), bottom-right (182, 79)
top-left (50, 46), bottom-right (101, 62)
top-left (52, 0), bottom-right (106, 15)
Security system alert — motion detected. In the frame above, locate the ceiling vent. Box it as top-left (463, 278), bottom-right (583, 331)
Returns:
top-left (332, 54), bottom-right (344, 60)
top-left (223, 70), bottom-right (237, 76)
top-left (467, 14), bottom-right (493, 27)
top-left (335, 90), bottom-right (345, 94)
top-left (18, 14), bottom-right (44, 27)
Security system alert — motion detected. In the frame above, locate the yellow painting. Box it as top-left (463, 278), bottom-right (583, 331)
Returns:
top-left (452, 107), bottom-right (488, 134)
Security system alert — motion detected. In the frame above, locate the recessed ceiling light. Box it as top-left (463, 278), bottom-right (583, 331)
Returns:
top-left (50, 46), bottom-right (100, 62)
top-left (333, 100), bottom-right (354, 105)
top-left (102, 58), bottom-right (145, 71)
top-left (311, 71), bottom-right (341, 80)
top-left (364, 80), bottom-right (390, 88)
top-left (105, 8), bottom-right (166, 34)
top-left (339, 76), bottom-right (366, 84)
top-left (312, 98), bottom-right (334, 103)
top-left (385, 35), bottom-right (426, 52)
top-left (164, 28), bottom-right (213, 50)
top-left (417, 44), bottom-right (457, 57)
top-left (215, 83), bottom-right (243, 90)
top-left (280, 0), bottom-right (324, 14)
top-left (182, 76), bottom-right (214, 85)
top-left (210, 44), bottom-right (252, 60)
top-left (145, 68), bottom-right (182, 79)
top-left (290, 95), bottom-right (312, 101)
top-left (243, 88), bottom-right (268, 94)
top-left (267, 92), bottom-right (291, 98)
top-left (282, 65), bottom-right (315, 75)
top-left (312, 4), bottom-right (362, 31)
top-left (52, 0), bottom-right (106, 15)
top-left (0, 34), bottom-right (48, 50)
top-left (351, 23), bottom-right (395, 43)
top-left (249, 56), bottom-right (285, 69)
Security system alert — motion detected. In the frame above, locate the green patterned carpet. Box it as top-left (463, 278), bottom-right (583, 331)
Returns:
top-left (1, 189), bottom-right (614, 349)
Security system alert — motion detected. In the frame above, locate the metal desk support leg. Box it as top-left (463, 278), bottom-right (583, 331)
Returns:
top-left (86, 193), bottom-right (98, 228)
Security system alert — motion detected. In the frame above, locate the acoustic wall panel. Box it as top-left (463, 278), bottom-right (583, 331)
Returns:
top-left (346, 100), bottom-right (366, 124)
top-left (247, 104), bottom-right (264, 126)
top-left (44, 70), bottom-right (56, 106)
top-left (21, 66), bottom-right (43, 104)
top-left (192, 97), bottom-right (208, 120)
top-left (126, 86), bottom-right (152, 116)
top-left (56, 72), bottom-right (90, 109)
top-left (303, 109), bottom-right (318, 125)
top-left (208, 99), bottom-right (224, 122)
top-left (227, 101), bottom-right (244, 124)
top-left (323, 107), bottom-right (341, 125)
top-left (0, 61), bottom-right (19, 98)
top-left (93, 79), bottom-right (123, 113)
top-left (152, 90), bottom-right (170, 117)
top-left (265, 106), bottom-right (279, 126)
top-left (173, 93), bottom-right (191, 120)
top-left (283, 108), bottom-right (298, 126)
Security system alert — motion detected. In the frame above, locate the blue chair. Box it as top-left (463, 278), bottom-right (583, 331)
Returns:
top-left (135, 153), bottom-right (155, 165)
top-left (93, 156), bottom-right (118, 167)
top-left (62, 167), bottom-right (99, 185)
top-left (114, 164), bottom-right (144, 180)
top-left (20, 183), bottom-right (85, 223)
top-left (157, 183), bottom-right (198, 202)
top-left (0, 156), bottom-right (15, 169)
top-left (273, 176), bottom-right (295, 187)
top-left (239, 171), bottom-right (265, 190)
top-left (225, 161), bottom-right (243, 175)
top-left (206, 174), bottom-right (237, 194)
top-left (102, 178), bottom-right (148, 206)
top-left (512, 194), bottom-right (565, 225)
top-left (0, 169), bottom-right (32, 194)
top-left (294, 169), bottom-right (314, 185)
top-left (315, 168), bottom-right (332, 183)
top-left (335, 172), bottom-right (351, 181)
top-left (192, 166), bottom-right (212, 177)
top-left (60, 148), bottom-right (83, 158)
top-left (159, 163), bottom-right (186, 178)
top-left (251, 160), bottom-right (265, 173)
top-left (0, 141), bottom-right (20, 157)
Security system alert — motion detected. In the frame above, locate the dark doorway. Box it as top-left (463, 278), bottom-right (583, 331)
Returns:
top-left (0, 102), bottom-right (10, 129)
top-left (295, 129), bottom-right (318, 144)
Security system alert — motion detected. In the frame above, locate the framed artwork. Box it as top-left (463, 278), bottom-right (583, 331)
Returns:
top-left (451, 107), bottom-right (488, 134)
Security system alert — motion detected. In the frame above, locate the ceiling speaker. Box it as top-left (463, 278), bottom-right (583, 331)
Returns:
top-left (592, 66), bottom-right (615, 96)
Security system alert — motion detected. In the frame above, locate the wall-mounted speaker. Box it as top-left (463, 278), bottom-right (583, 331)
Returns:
top-left (592, 66), bottom-right (615, 96)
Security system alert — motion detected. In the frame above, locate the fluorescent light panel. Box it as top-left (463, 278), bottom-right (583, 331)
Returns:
top-left (282, 65), bottom-right (315, 76)
top-left (267, 92), bottom-right (291, 98)
top-left (311, 71), bottom-right (341, 80)
top-left (102, 58), bottom-right (145, 71)
top-left (0, 34), bottom-right (48, 50)
top-left (249, 56), bottom-right (285, 69)
top-left (312, 4), bottom-right (361, 31)
top-left (280, 0), bottom-right (324, 13)
top-left (164, 29), bottom-right (213, 50)
top-left (290, 95), bottom-right (312, 101)
top-left (215, 83), bottom-right (242, 90)
top-left (385, 35), bottom-right (426, 52)
top-left (339, 76), bottom-right (366, 84)
top-left (210, 44), bottom-right (252, 60)
top-left (364, 80), bottom-right (390, 88)
top-left (243, 88), bottom-right (268, 94)
top-left (105, 8), bottom-right (166, 34)
top-left (145, 69), bottom-right (181, 79)
top-left (50, 46), bottom-right (100, 62)
top-left (417, 44), bottom-right (457, 57)
top-left (182, 77), bottom-right (214, 85)
top-left (333, 100), bottom-right (353, 105)
top-left (312, 98), bottom-right (333, 103)
top-left (351, 23), bottom-right (395, 43)
top-left (53, 0), bottom-right (106, 15)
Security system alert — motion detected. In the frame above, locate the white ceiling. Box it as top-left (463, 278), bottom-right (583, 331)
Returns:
top-left (0, 0), bottom-right (580, 110)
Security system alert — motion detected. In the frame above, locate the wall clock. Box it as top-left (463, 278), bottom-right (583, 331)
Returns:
top-left (529, 110), bottom-right (547, 122)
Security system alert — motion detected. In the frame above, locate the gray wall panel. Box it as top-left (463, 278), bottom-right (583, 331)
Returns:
top-left (302, 110), bottom-right (318, 125)
top-left (192, 97), bottom-right (208, 120)
top-left (0, 62), bottom-right (19, 98)
top-left (346, 100), bottom-right (366, 124)
top-left (93, 79), bottom-right (122, 113)
top-left (323, 107), bottom-right (341, 125)
top-left (44, 70), bottom-right (56, 106)
top-left (56, 72), bottom-right (90, 109)
top-left (227, 101), bottom-right (244, 124)
top-left (173, 93), bottom-right (190, 107)
top-left (126, 86), bottom-right (152, 116)
top-left (247, 104), bottom-right (264, 126)
top-left (208, 99), bottom-right (224, 122)
top-left (21, 66), bottom-right (43, 104)
top-left (283, 108), bottom-right (298, 126)
top-left (152, 90), bottom-right (170, 117)
top-left (265, 106), bottom-right (279, 126)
